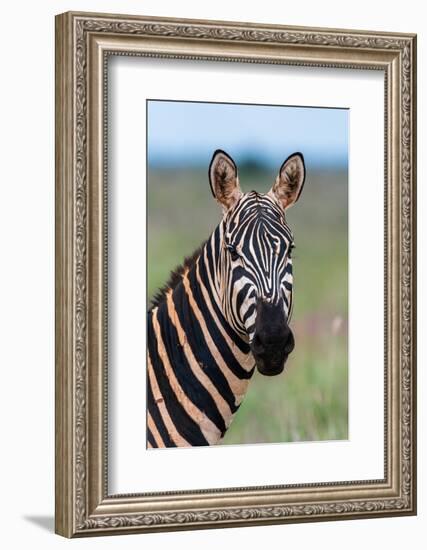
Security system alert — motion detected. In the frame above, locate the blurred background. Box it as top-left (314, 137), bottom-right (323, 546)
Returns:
top-left (147, 100), bottom-right (348, 445)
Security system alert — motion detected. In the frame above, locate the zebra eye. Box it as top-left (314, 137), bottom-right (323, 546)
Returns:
top-left (227, 245), bottom-right (240, 262)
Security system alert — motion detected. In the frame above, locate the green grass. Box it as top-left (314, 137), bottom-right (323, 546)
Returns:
top-left (223, 326), bottom-right (348, 444)
top-left (148, 166), bottom-right (348, 444)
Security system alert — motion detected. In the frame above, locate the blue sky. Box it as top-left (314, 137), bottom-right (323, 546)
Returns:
top-left (148, 100), bottom-right (348, 170)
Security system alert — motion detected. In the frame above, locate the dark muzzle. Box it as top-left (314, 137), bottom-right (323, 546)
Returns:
top-left (250, 299), bottom-right (295, 376)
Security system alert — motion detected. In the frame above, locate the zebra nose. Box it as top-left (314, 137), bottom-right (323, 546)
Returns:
top-left (252, 325), bottom-right (294, 355)
top-left (251, 298), bottom-right (294, 356)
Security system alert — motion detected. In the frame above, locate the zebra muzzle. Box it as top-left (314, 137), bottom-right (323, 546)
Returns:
top-left (250, 299), bottom-right (295, 376)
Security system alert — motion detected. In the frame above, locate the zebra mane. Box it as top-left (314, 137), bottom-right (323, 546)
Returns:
top-left (149, 241), bottom-right (207, 310)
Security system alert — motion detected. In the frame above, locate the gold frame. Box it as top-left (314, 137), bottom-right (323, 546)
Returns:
top-left (55, 11), bottom-right (417, 537)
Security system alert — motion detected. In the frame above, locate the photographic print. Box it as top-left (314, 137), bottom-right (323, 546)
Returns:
top-left (147, 100), bottom-right (348, 448)
top-left (56, 12), bottom-right (416, 537)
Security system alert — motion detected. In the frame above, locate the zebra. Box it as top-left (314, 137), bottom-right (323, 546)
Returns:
top-left (147, 150), bottom-right (306, 448)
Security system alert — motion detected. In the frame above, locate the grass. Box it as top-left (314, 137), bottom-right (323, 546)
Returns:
top-left (223, 323), bottom-right (348, 444)
top-left (148, 166), bottom-right (348, 444)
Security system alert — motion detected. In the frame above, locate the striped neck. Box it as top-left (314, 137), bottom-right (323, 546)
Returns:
top-left (147, 228), bottom-right (255, 446)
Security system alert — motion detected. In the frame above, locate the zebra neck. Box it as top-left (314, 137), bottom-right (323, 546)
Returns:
top-left (148, 241), bottom-right (255, 446)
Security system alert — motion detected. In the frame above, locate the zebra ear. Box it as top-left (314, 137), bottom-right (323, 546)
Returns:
top-left (209, 150), bottom-right (242, 210)
top-left (270, 153), bottom-right (306, 210)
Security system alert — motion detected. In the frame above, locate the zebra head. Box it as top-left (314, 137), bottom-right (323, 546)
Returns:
top-left (209, 150), bottom-right (306, 376)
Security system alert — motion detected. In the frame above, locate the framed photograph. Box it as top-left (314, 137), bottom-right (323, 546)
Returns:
top-left (55, 11), bottom-right (417, 537)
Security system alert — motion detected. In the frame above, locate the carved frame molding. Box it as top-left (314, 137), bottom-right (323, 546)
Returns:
top-left (55, 11), bottom-right (416, 537)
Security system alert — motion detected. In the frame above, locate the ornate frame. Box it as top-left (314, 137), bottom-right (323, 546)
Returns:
top-left (55, 11), bottom-right (417, 537)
